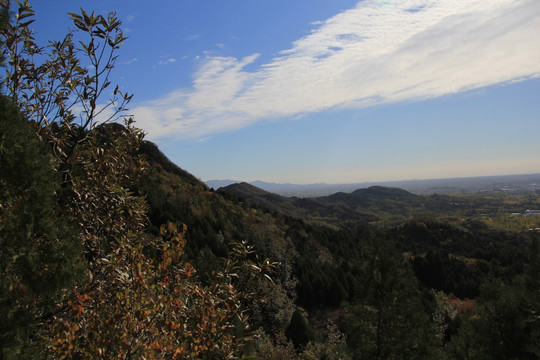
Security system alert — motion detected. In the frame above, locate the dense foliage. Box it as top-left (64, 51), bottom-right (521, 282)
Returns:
top-left (0, 95), bottom-right (83, 357)
top-left (1, 1), bottom-right (539, 359)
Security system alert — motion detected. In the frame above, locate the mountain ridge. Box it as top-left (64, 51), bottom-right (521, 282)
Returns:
top-left (218, 182), bottom-right (427, 227)
top-left (206, 173), bottom-right (540, 197)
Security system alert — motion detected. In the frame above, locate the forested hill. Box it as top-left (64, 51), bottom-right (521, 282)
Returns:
top-left (135, 138), bottom-right (539, 358)
top-left (217, 182), bottom-right (373, 227)
top-left (138, 138), bottom-right (539, 359)
top-left (219, 182), bottom-right (427, 226)
top-left (139, 140), bottom-right (202, 186)
top-left (218, 181), bottom-right (532, 227)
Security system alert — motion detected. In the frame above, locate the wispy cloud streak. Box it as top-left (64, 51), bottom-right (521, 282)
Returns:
top-left (133, 0), bottom-right (540, 139)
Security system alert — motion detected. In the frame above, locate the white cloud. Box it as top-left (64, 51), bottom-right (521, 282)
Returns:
top-left (158, 57), bottom-right (177, 66)
top-left (185, 34), bottom-right (202, 41)
top-left (121, 57), bottom-right (138, 65)
top-left (133, 0), bottom-right (540, 140)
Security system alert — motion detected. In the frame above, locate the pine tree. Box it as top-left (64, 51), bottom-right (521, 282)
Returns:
top-left (347, 234), bottom-right (440, 359)
top-left (0, 96), bottom-right (82, 359)
top-left (286, 310), bottom-right (316, 348)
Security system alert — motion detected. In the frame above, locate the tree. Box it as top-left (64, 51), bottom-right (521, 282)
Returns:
top-left (2, 0), bottom-right (130, 129)
top-left (1, 0), bottom-right (140, 261)
top-left (0, 96), bottom-right (82, 359)
top-left (1, 0), bottom-right (133, 203)
top-left (347, 235), bottom-right (440, 359)
top-left (286, 310), bottom-right (315, 348)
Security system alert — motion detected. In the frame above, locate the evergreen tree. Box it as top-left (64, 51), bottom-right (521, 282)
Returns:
top-left (0, 96), bottom-right (82, 359)
top-left (347, 235), bottom-right (440, 359)
top-left (286, 310), bottom-right (315, 348)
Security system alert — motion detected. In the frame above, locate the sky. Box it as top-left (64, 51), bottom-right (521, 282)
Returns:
top-left (32, 0), bottom-right (540, 184)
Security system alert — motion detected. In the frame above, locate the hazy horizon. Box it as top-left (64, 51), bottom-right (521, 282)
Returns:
top-left (205, 171), bottom-right (540, 187)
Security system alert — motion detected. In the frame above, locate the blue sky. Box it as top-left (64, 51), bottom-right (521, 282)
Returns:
top-left (33, 0), bottom-right (540, 183)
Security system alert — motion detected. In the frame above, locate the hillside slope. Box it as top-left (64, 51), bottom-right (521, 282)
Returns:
top-left (134, 140), bottom-right (536, 359)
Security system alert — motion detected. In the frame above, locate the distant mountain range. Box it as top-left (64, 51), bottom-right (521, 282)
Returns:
top-left (206, 173), bottom-right (540, 197)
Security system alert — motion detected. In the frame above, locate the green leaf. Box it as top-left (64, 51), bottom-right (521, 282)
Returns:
top-left (19, 19), bottom-right (35, 27)
top-left (16, 11), bottom-right (34, 20)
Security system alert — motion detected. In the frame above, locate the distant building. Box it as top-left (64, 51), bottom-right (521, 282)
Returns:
top-left (511, 210), bottom-right (540, 217)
